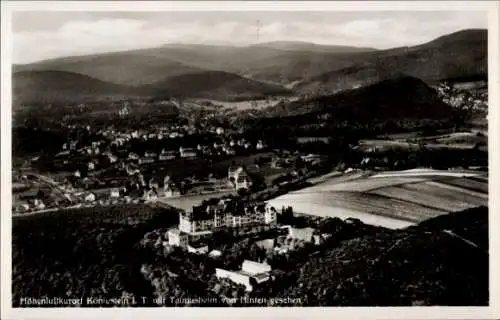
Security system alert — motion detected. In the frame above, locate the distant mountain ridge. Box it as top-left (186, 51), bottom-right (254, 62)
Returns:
top-left (13, 29), bottom-right (487, 105)
top-left (295, 29), bottom-right (487, 94)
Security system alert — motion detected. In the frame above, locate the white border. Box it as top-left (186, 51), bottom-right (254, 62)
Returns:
top-left (1, 1), bottom-right (499, 320)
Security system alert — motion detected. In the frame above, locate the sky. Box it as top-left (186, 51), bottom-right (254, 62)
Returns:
top-left (12, 11), bottom-right (487, 64)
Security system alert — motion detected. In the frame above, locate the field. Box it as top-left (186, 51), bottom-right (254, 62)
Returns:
top-left (267, 169), bottom-right (488, 229)
top-left (359, 131), bottom-right (488, 153)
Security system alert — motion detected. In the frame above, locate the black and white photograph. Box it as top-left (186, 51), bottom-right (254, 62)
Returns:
top-left (1, 1), bottom-right (499, 319)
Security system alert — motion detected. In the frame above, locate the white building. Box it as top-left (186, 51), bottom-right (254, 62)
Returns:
top-left (110, 188), bottom-right (120, 198)
top-left (187, 244), bottom-right (209, 255)
top-left (33, 199), bottom-right (46, 210)
top-left (241, 260), bottom-right (271, 275)
top-left (84, 193), bottom-right (96, 202)
top-left (179, 147), bottom-right (197, 159)
top-left (108, 155), bottom-right (118, 163)
top-left (159, 150), bottom-right (177, 161)
top-left (228, 166), bottom-right (252, 190)
top-left (215, 260), bottom-right (272, 292)
top-left (256, 140), bottom-right (265, 150)
top-left (139, 157), bottom-right (155, 165)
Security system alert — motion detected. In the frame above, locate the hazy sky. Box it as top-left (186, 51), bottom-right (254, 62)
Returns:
top-left (12, 11), bottom-right (487, 64)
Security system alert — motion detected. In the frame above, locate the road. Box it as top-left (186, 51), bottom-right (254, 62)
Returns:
top-left (442, 229), bottom-right (488, 254)
top-left (27, 173), bottom-right (73, 202)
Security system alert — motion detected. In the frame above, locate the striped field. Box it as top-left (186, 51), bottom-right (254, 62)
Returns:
top-left (267, 169), bottom-right (488, 229)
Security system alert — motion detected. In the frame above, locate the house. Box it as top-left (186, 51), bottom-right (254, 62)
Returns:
top-left (84, 193), bottom-right (96, 202)
top-left (139, 157), bottom-right (155, 165)
top-left (110, 188), bottom-right (120, 198)
top-left (159, 150), bottom-right (177, 161)
top-left (209, 250), bottom-right (222, 258)
top-left (241, 260), bottom-right (271, 276)
top-left (296, 137), bottom-right (331, 144)
top-left (228, 166), bottom-right (252, 190)
top-left (225, 148), bottom-right (236, 156)
top-left (213, 141), bottom-right (223, 149)
top-left (17, 203), bottom-right (30, 212)
top-left (69, 141), bottom-right (78, 150)
top-left (216, 127), bottom-right (225, 135)
top-left (144, 151), bottom-right (157, 158)
top-left (256, 140), bottom-right (265, 150)
top-left (179, 147), bottom-right (197, 159)
top-left (108, 154), bottom-right (118, 164)
top-left (33, 199), bottom-right (46, 210)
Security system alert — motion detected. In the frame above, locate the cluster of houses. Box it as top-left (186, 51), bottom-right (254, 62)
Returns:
top-left (255, 225), bottom-right (331, 255)
top-left (14, 198), bottom-right (49, 213)
top-left (436, 82), bottom-right (488, 111)
top-left (271, 153), bottom-right (324, 169)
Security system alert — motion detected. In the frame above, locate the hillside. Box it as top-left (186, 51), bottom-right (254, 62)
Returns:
top-left (13, 52), bottom-right (206, 87)
top-left (12, 70), bottom-right (149, 104)
top-left (265, 76), bottom-right (453, 121)
top-left (296, 29), bottom-right (487, 94)
top-left (142, 70), bottom-right (292, 101)
top-left (274, 206), bottom-right (488, 306)
top-left (13, 69), bottom-right (291, 105)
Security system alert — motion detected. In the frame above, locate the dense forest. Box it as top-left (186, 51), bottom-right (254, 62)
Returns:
top-left (12, 204), bottom-right (179, 307)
